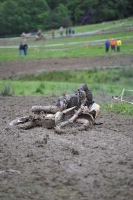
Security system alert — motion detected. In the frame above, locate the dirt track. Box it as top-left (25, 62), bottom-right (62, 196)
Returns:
top-left (0, 56), bottom-right (133, 200)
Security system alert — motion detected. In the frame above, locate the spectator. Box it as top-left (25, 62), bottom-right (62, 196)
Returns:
top-left (68, 27), bottom-right (71, 36)
top-left (37, 30), bottom-right (41, 37)
top-left (66, 28), bottom-right (68, 36)
top-left (19, 42), bottom-right (23, 56)
top-left (116, 39), bottom-right (122, 52)
top-left (72, 30), bottom-right (75, 35)
top-left (51, 29), bottom-right (55, 38)
top-left (110, 39), bottom-right (116, 52)
top-left (59, 27), bottom-right (64, 37)
top-left (105, 39), bottom-right (110, 53)
top-left (23, 41), bottom-right (28, 55)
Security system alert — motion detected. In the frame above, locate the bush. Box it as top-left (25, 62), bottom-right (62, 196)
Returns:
top-left (0, 83), bottom-right (15, 96)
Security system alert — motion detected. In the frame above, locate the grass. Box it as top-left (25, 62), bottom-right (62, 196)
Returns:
top-left (0, 81), bottom-right (79, 96)
top-left (64, 17), bottom-right (133, 33)
top-left (45, 17), bottom-right (133, 38)
top-left (0, 42), bottom-right (133, 61)
top-left (1, 76), bottom-right (133, 116)
top-left (0, 31), bottom-right (133, 47)
top-left (1, 67), bottom-right (133, 96)
top-left (16, 67), bottom-right (132, 84)
top-left (103, 101), bottom-right (133, 116)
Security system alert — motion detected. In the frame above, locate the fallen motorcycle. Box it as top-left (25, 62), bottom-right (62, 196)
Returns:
top-left (9, 103), bottom-right (100, 134)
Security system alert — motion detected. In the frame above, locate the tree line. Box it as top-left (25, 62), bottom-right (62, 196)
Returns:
top-left (0, 0), bottom-right (133, 36)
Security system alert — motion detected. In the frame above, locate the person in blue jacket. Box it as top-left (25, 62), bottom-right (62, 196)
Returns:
top-left (105, 39), bottom-right (110, 53)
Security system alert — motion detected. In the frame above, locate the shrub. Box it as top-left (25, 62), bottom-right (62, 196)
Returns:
top-left (0, 83), bottom-right (15, 96)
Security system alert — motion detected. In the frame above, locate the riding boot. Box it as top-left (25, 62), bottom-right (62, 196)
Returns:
top-left (9, 116), bottom-right (29, 126)
top-left (17, 121), bottom-right (35, 129)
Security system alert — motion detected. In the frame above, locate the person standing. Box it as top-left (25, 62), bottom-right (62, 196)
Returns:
top-left (23, 42), bottom-right (28, 55)
top-left (59, 27), bottom-right (64, 37)
top-left (116, 39), bottom-right (122, 52)
top-left (110, 39), bottom-right (116, 52)
top-left (66, 27), bottom-right (68, 36)
top-left (72, 30), bottom-right (75, 35)
top-left (68, 27), bottom-right (71, 36)
top-left (51, 29), bottom-right (55, 38)
top-left (19, 42), bottom-right (23, 56)
top-left (105, 39), bottom-right (110, 53)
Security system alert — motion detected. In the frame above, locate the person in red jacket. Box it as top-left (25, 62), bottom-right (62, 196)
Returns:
top-left (51, 29), bottom-right (55, 39)
top-left (110, 39), bottom-right (116, 52)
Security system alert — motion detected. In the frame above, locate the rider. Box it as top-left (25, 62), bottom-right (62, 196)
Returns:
top-left (32, 83), bottom-right (94, 114)
top-left (77, 83), bottom-right (93, 107)
top-left (10, 84), bottom-right (100, 130)
top-left (9, 103), bottom-right (100, 130)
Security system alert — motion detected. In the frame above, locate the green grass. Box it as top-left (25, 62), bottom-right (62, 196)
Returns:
top-left (49, 17), bottom-right (133, 36)
top-left (0, 42), bottom-right (133, 61)
top-left (1, 79), bottom-right (133, 116)
top-left (103, 101), bottom-right (133, 116)
top-left (1, 67), bottom-right (133, 96)
top-left (16, 67), bottom-right (132, 85)
top-left (0, 30), bottom-right (132, 48)
top-left (0, 80), bottom-right (117, 96)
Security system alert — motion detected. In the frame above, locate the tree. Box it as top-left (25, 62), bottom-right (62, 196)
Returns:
top-left (0, 0), bottom-right (20, 35)
top-left (67, 0), bottom-right (96, 25)
top-left (55, 3), bottom-right (72, 27)
top-left (46, 0), bottom-right (68, 10)
top-left (0, 0), bottom-right (133, 35)
top-left (0, 0), bottom-right (51, 35)
top-left (17, 0), bottom-right (50, 31)
top-left (46, 3), bottom-right (72, 29)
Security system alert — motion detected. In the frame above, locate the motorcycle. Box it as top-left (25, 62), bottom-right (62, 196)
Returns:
top-left (9, 103), bottom-right (100, 134)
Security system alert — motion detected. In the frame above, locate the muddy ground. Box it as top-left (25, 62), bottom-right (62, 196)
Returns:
top-left (0, 56), bottom-right (133, 200)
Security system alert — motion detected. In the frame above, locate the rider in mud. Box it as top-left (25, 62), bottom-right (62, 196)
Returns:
top-left (10, 84), bottom-right (100, 131)
top-left (10, 102), bottom-right (100, 131)
top-left (32, 83), bottom-right (94, 114)
top-left (77, 83), bottom-right (93, 107)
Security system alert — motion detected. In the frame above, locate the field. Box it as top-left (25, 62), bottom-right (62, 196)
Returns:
top-left (0, 18), bottom-right (133, 200)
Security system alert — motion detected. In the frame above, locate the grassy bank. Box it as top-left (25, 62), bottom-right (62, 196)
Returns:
top-left (0, 67), bottom-right (133, 116)
top-left (1, 67), bottom-right (133, 96)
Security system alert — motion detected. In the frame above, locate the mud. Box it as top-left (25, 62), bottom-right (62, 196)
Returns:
top-left (1, 96), bottom-right (133, 200)
top-left (0, 56), bottom-right (133, 200)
